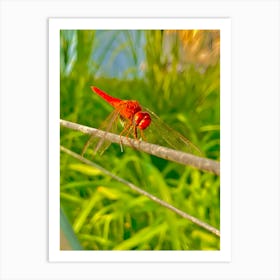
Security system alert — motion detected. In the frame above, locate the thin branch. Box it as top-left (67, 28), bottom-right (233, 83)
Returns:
top-left (60, 119), bottom-right (220, 175)
top-left (60, 145), bottom-right (220, 237)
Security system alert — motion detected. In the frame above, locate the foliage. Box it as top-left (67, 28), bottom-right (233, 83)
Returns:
top-left (60, 30), bottom-right (220, 250)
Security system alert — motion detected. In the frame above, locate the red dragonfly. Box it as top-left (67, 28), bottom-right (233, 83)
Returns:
top-left (82, 86), bottom-right (201, 156)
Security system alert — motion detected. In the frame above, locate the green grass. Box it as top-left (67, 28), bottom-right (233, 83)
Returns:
top-left (60, 30), bottom-right (220, 250)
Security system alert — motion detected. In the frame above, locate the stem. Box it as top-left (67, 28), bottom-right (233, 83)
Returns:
top-left (60, 145), bottom-right (220, 237)
top-left (60, 119), bottom-right (220, 175)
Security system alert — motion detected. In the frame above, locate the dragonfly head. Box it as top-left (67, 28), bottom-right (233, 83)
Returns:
top-left (134, 111), bottom-right (151, 130)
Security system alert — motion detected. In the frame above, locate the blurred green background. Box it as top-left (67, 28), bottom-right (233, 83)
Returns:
top-left (60, 30), bottom-right (220, 250)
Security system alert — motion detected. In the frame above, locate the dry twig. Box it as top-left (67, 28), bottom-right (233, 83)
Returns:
top-left (60, 119), bottom-right (220, 175)
top-left (60, 145), bottom-right (220, 237)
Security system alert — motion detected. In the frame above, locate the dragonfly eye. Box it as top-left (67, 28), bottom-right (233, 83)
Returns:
top-left (134, 111), bottom-right (151, 130)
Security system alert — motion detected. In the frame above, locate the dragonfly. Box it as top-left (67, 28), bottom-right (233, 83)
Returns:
top-left (82, 86), bottom-right (202, 157)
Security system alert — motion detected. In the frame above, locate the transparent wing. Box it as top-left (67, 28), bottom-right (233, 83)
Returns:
top-left (142, 107), bottom-right (202, 156)
top-left (82, 109), bottom-right (121, 157)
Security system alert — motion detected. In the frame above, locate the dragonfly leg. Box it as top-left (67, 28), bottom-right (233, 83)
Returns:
top-left (118, 121), bottom-right (134, 152)
top-left (119, 121), bottom-right (142, 151)
top-left (134, 125), bottom-right (138, 139)
top-left (139, 129), bottom-right (146, 141)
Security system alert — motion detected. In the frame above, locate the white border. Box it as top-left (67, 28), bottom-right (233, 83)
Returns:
top-left (1, 1), bottom-right (279, 279)
top-left (49, 18), bottom-right (231, 262)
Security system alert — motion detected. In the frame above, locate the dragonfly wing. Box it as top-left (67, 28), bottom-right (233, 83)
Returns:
top-left (94, 110), bottom-right (121, 155)
top-left (82, 110), bottom-right (120, 157)
top-left (143, 107), bottom-right (202, 156)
